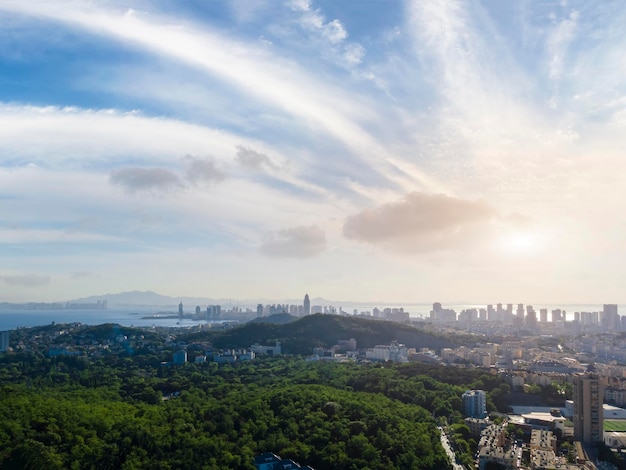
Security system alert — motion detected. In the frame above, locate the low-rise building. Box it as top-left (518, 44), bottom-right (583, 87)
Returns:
top-left (365, 342), bottom-right (408, 362)
top-left (251, 341), bottom-right (281, 356)
top-left (173, 350), bottom-right (187, 364)
top-left (478, 444), bottom-right (522, 470)
top-left (465, 417), bottom-right (490, 437)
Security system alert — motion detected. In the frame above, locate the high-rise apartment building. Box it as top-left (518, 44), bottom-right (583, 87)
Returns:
top-left (602, 304), bottom-right (620, 332)
top-left (487, 304), bottom-right (496, 321)
top-left (0, 330), bottom-right (9, 352)
top-left (526, 305), bottom-right (537, 329)
top-left (463, 389), bottom-right (487, 419)
top-left (573, 373), bottom-right (603, 443)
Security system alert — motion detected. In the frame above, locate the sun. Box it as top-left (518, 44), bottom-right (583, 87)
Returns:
top-left (499, 231), bottom-right (538, 255)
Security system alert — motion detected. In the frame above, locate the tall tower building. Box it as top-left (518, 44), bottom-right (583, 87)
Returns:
top-left (487, 304), bottom-right (496, 322)
top-left (513, 304), bottom-right (525, 327)
top-left (0, 330), bottom-right (9, 352)
top-left (573, 373), bottom-right (603, 443)
top-left (303, 294), bottom-right (311, 315)
top-left (526, 305), bottom-right (538, 329)
top-left (602, 304), bottom-right (619, 332)
top-left (178, 301), bottom-right (184, 316)
top-left (462, 389), bottom-right (487, 418)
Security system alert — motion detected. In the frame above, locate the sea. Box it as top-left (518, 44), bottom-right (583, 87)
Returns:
top-left (0, 306), bottom-right (225, 331)
top-left (0, 303), bottom-right (617, 331)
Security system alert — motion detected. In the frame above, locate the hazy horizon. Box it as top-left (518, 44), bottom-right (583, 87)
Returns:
top-left (2, 1), bottom-right (626, 303)
top-left (1, 289), bottom-right (621, 313)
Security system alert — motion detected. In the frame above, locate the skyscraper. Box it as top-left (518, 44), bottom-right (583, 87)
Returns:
top-left (526, 305), bottom-right (537, 329)
top-left (462, 389), bottom-right (487, 418)
top-left (602, 304), bottom-right (619, 332)
top-left (0, 330), bottom-right (9, 352)
top-left (303, 294), bottom-right (310, 315)
top-left (573, 373), bottom-right (603, 443)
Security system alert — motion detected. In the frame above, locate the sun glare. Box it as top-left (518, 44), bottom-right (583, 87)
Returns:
top-left (500, 231), bottom-right (537, 255)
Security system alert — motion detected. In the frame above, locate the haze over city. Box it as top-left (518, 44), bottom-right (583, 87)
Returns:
top-left (1, 1), bottom-right (626, 304)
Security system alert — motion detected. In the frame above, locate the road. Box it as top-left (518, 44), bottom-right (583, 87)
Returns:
top-left (438, 426), bottom-right (466, 470)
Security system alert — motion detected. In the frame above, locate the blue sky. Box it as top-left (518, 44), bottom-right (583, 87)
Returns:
top-left (1, 0), bottom-right (626, 304)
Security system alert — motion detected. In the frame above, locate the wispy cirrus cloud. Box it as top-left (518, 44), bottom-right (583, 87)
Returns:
top-left (288, 0), bottom-right (365, 67)
top-left (0, 1), bottom-right (424, 193)
top-left (1, 274), bottom-right (51, 287)
top-left (1, 0), bottom-right (626, 303)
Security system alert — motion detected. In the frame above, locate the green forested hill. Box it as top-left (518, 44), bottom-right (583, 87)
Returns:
top-left (0, 350), bottom-right (510, 469)
top-left (211, 313), bottom-right (457, 354)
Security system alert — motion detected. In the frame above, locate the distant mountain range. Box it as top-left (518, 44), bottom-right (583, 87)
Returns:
top-left (0, 291), bottom-right (232, 309)
top-left (65, 291), bottom-right (433, 309)
top-left (2, 290), bottom-right (435, 310)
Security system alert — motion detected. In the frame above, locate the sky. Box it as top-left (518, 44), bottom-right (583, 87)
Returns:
top-left (1, 0), bottom-right (626, 304)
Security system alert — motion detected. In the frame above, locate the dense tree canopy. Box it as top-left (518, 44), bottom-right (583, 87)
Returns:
top-left (0, 323), bottom-right (507, 469)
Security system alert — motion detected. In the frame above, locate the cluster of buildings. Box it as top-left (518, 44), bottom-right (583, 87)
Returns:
top-left (182, 302), bottom-right (222, 321)
top-left (257, 294), bottom-right (312, 317)
top-left (174, 348), bottom-right (256, 365)
top-left (365, 341), bottom-right (409, 362)
top-left (361, 307), bottom-right (410, 323)
top-left (253, 294), bottom-right (410, 323)
top-left (475, 421), bottom-right (523, 470)
top-left (171, 341), bottom-right (283, 365)
top-left (430, 303), bottom-right (624, 337)
top-left (309, 339), bottom-right (441, 365)
top-left (465, 373), bottom-right (610, 469)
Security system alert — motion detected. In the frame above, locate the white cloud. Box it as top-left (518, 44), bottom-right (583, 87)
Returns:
top-left (343, 192), bottom-right (499, 253)
top-left (1, 2), bottom-right (626, 302)
top-left (260, 225), bottom-right (326, 258)
top-left (0, 2), bottom-right (376, 151)
top-left (234, 145), bottom-right (279, 171)
top-left (546, 10), bottom-right (579, 81)
top-left (109, 167), bottom-right (183, 194)
top-left (288, 0), bottom-right (364, 66)
top-left (0, 104), bottom-right (236, 167)
top-left (0, 229), bottom-right (126, 244)
top-left (183, 156), bottom-right (225, 185)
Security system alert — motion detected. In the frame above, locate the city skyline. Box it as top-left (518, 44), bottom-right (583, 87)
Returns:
top-left (1, 1), bottom-right (626, 303)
